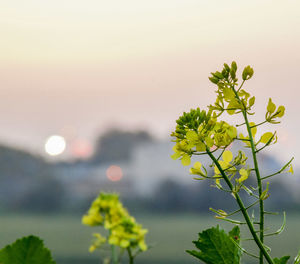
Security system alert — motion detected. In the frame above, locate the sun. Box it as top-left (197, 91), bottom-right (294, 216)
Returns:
top-left (44, 135), bottom-right (66, 156)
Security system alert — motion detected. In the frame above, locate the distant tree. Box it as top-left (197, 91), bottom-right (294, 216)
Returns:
top-left (146, 178), bottom-right (238, 213)
top-left (151, 179), bottom-right (188, 212)
top-left (0, 144), bottom-right (64, 212)
top-left (91, 129), bottom-right (153, 164)
top-left (20, 178), bottom-right (65, 212)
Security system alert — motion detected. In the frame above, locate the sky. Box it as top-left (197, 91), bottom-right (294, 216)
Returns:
top-left (0, 0), bottom-right (300, 164)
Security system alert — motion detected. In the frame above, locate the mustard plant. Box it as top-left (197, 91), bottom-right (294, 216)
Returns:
top-left (82, 192), bottom-right (148, 264)
top-left (171, 62), bottom-right (299, 264)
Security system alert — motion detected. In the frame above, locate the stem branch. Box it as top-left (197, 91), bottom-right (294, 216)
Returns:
top-left (207, 149), bottom-right (274, 264)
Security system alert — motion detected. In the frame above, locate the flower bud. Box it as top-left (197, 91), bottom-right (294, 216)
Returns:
top-left (231, 61), bottom-right (237, 72)
top-left (212, 71), bottom-right (224, 79)
top-left (209, 76), bottom-right (219, 84)
top-left (242, 66), bottom-right (254, 80)
top-left (223, 63), bottom-right (230, 72)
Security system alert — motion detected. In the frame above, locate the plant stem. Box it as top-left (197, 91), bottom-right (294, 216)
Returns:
top-left (206, 149), bottom-right (274, 264)
top-left (243, 111), bottom-right (264, 263)
top-left (111, 245), bottom-right (118, 264)
top-left (127, 248), bottom-right (134, 264)
top-left (232, 87), bottom-right (265, 264)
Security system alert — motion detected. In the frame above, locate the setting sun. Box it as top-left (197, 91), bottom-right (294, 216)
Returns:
top-left (44, 135), bottom-right (66, 156)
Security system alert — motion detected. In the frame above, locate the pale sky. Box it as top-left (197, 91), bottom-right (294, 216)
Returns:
top-left (0, 0), bottom-right (299, 164)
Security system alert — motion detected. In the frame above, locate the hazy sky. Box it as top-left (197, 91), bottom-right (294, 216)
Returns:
top-left (1, 0), bottom-right (300, 164)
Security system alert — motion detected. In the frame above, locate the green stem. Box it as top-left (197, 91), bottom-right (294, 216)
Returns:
top-left (111, 245), bottom-right (118, 264)
top-left (232, 84), bottom-right (265, 264)
top-left (242, 105), bottom-right (265, 264)
top-left (250, 120), bottom-right (268, 128)
top-left (206, 149), bottom-right (274, 264)
top-left (127, 248), bottom-right (134, 264)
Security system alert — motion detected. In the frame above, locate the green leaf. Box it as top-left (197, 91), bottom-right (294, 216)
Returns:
top-left (273, 256), bottom-right (290, 264)
top-left (0, 235), bottom-right (56, 264)
top-left (186, 225), bottom-right (241, 264)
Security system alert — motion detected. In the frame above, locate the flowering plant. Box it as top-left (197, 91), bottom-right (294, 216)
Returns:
top-left (82, 192), bottom-right (148, 264)
top-left (171, 62), bottom-right (299, 264)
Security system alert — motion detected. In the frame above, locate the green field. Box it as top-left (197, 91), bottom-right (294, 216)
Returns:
top-left (0, 213), bottom-right (299, 263)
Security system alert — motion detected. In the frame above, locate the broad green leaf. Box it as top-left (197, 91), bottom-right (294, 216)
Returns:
top-left (0, 235), bottom-right (56, 264)
top-left (186, 225), bottom-right (241, 264)
top-left (273, 256), bottom-right (290, 264)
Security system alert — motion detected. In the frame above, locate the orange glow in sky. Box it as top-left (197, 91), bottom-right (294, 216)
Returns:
top-left (70, 139), bottom-right (93, 159)
top-left (0, 0), bottom-right (299, 163)
top-left (106, 165), bottom-right (123, 182)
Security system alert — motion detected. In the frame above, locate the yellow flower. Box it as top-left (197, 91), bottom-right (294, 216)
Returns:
top-left (288, 164), bottom-right (294, 174)
top-left (83, 192), bottom-right (148, 255)
top-left (238, 168), bottom-right (250, 183)
top-left (190, 162), bottom-right (207, 178)
top-left (249, 122), bottom-right (257, 139)
top-left (89, 233), bottom-right (106, 252)
top-left (266, 98), bottom-right (285, 123)
top-left (213, 150), bottom-right (237, 178)
top-left (138, 240), bottom-right (148, 251)
top-left (171, 141), bottom-right (192, 166)
top-left (239, 133), bottom-right (251, 147)
top-left (82, 209), bottom-right (103, 226)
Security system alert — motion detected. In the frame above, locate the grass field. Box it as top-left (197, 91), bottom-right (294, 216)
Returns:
top-left (0, 213), bottom-right (299, 263)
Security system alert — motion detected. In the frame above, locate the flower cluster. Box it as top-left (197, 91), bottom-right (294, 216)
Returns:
top-left (171, 61), bottom-right (290, 179)
top-left (212, 150), bottom-right (249, 187)
top-left (171, 61), bottom-right (296, 264)
top-left (82, 193), bottom-right (148, 253)
top-left (208, 62), bottom-right (255, 115)
top-left (171, 108), bottom-right (237, 166)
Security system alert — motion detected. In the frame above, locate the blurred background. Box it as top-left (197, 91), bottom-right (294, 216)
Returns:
top-left (0, 0), bottom-right (299, 263)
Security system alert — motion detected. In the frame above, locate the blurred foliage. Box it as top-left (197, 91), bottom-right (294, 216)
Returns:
top-left (0, 130), bottom-right (298, 214)
top-left (0, 144), bottom-right (64, 213)
top-left (90, 129), bottom-right (153, 164)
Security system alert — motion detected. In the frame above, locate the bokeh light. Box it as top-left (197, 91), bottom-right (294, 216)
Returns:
top-left (106, 165), bottom-right (123, 182)
top-left (44, 135), bottom-right (66, 156)
top-left (70, 139), bottom-right (93, 159)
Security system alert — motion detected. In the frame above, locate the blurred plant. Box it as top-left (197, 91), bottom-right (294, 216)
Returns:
top-left (82, 192), bottom-right (148, 264)
top-left (171, 62), bottom-right (299, 264)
